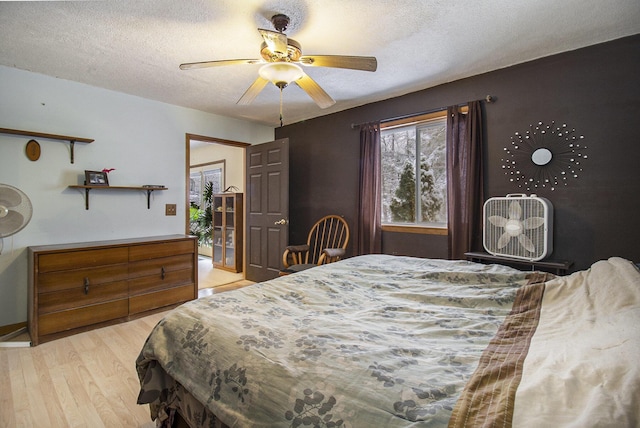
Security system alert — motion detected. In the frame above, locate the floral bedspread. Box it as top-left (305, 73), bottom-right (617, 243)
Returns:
top-left (136, 254), bottom-right (532, 427)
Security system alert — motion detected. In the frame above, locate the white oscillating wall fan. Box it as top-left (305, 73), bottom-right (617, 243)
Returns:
top-left (0, 183), bottom-right (33, 346)
top-left (0, 183), bottom-right (33, 254)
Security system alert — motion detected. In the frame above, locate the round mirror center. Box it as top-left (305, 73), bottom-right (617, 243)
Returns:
top-left (531, 148), bottom-right (553, 166)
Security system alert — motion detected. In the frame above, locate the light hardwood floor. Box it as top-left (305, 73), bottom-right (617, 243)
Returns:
top-left (198, 257), bottom-right (244, 289)
top-left (0, 281), bottom-right (253, 428)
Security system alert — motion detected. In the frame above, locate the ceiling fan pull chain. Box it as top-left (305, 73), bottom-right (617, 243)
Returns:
top-left (279, 88), bottom-right (283, 126)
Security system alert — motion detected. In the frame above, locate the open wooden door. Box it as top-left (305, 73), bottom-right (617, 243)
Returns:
top-left (245, 138), bottom-right (289, 282)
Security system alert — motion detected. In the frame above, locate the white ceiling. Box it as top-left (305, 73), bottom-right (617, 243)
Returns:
top-left (1, 0), bottom-right (639, 127)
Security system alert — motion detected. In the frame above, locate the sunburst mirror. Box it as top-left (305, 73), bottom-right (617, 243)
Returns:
top-left (501, 121), bottom-right (587, 191)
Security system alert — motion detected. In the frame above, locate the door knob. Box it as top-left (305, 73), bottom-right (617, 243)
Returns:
top-left (274, 219), bottom-right (288, 225)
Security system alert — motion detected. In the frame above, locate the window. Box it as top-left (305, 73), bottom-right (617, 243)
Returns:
top-left (190, 164), bottom-right (224, 208)
top-left (381, 112), bottom-right (448, 230)
top-left (189, 162), bottom-right (224, 250)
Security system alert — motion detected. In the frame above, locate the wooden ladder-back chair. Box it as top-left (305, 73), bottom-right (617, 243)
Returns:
top-left (280, 215), bottom-right (350, 275)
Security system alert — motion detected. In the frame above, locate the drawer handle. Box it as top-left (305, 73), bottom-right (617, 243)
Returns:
top-left (161, 266), bottom-right (166, 280)
top-left (84, 277), bottom-right (90, 295)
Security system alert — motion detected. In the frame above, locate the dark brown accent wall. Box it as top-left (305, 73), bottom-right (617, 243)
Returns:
top-left (276, 35), bottom-right (640, 272)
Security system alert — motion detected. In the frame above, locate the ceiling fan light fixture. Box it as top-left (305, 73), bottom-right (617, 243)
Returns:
top-left (259, 62), bottom-right (304, 88)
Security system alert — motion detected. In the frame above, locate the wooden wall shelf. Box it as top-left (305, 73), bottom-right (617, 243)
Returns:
top-left (0, 127), bottom-right (94, 164)
top-left (68, 185), bottom-right (167, 210)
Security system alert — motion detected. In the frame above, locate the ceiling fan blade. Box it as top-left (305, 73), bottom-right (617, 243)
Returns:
top-left (294, 74), bottom-right (336, 109)
top-left (179, 59), bottom-right (262, 70)
top-left (258, 29), bottom-right (288, 56)
top-left (298, 55), bottom-right (377, 72)
top-left (237, 76), bottom-right (269, 105)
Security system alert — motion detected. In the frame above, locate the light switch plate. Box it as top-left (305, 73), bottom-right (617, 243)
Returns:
top-left (165, 204), bottom-right (177, 216)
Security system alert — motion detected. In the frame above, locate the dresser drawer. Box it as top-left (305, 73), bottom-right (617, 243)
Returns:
top-left (38, 299), bottom-right (129, 336)
top-left (38, 280), bottom-right (129, 314)
top-left (129, 268), bottom-right (194, 295)
top-left (37, 264), bottom-right (128, 293)
top-left (37, 247), bottom-right (129, 273)
top-left (128, 254), bottom-right (194, 279)
top-left (129, 240), bottom-right (195, 262)
top-left (129, 284), bottom-right (194, 315)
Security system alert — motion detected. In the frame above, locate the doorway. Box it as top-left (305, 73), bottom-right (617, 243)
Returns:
top-left (185, 133), bottom-right (250, 288)
top-left (190, 160), bottom-right (225, 258)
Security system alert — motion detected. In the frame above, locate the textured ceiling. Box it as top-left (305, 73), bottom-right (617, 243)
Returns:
top-left (1, 0), bottom-right (639, 127)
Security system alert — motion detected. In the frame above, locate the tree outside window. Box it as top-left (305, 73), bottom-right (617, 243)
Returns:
top-left (381, 116), bottom-right (447, 228)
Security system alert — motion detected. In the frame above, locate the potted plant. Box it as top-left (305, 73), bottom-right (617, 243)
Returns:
top-left (189, 181), bottom-right (214, 247)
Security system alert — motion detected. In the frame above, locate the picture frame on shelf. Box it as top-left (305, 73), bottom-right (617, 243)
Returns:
top-left (84, 170), bottom-right (109, 186)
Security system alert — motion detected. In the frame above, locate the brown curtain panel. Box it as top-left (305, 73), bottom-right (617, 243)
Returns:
top-left (446, 101), bottom-right (484, 260)
top-left (357, 122), bottom-right (382, 255)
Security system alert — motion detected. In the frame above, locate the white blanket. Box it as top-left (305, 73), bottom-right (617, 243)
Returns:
top-left (450, 257), bottom-right (640, 428)
top-left (514, 257), bottom-right (640, 427)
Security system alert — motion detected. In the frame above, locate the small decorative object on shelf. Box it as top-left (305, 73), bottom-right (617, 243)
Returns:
top-left (84, 170), bottom-right (109, 186)
top-left (101, 168), bottom-right (116, 183)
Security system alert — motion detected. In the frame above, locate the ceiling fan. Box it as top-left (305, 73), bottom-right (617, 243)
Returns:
top-left (179, 14), bottom-right (377, 110)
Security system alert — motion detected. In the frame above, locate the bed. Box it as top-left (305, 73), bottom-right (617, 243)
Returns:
top-left (136, 254), bottom-right (640, 427)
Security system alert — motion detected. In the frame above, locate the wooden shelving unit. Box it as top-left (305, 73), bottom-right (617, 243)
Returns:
top-left (212, 193), bottom-right (243, 273)
top-left (68, 185), bottom-right (167, 210)
top-left (0, 127), bottom-right (93, 164)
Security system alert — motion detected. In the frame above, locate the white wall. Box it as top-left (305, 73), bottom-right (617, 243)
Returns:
top-left (191, 143), bottom-right (245, 192)
top-left (0, 66), bottom-right (273, 327)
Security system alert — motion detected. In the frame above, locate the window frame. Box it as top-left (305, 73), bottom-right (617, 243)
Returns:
top-left (380, 109), bottom-right (453, 235)
top-left (189, 160), bottom-right (225, 208)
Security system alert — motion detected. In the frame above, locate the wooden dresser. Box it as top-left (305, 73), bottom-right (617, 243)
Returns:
top-left (28, 235), bottom-right (198, 345)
